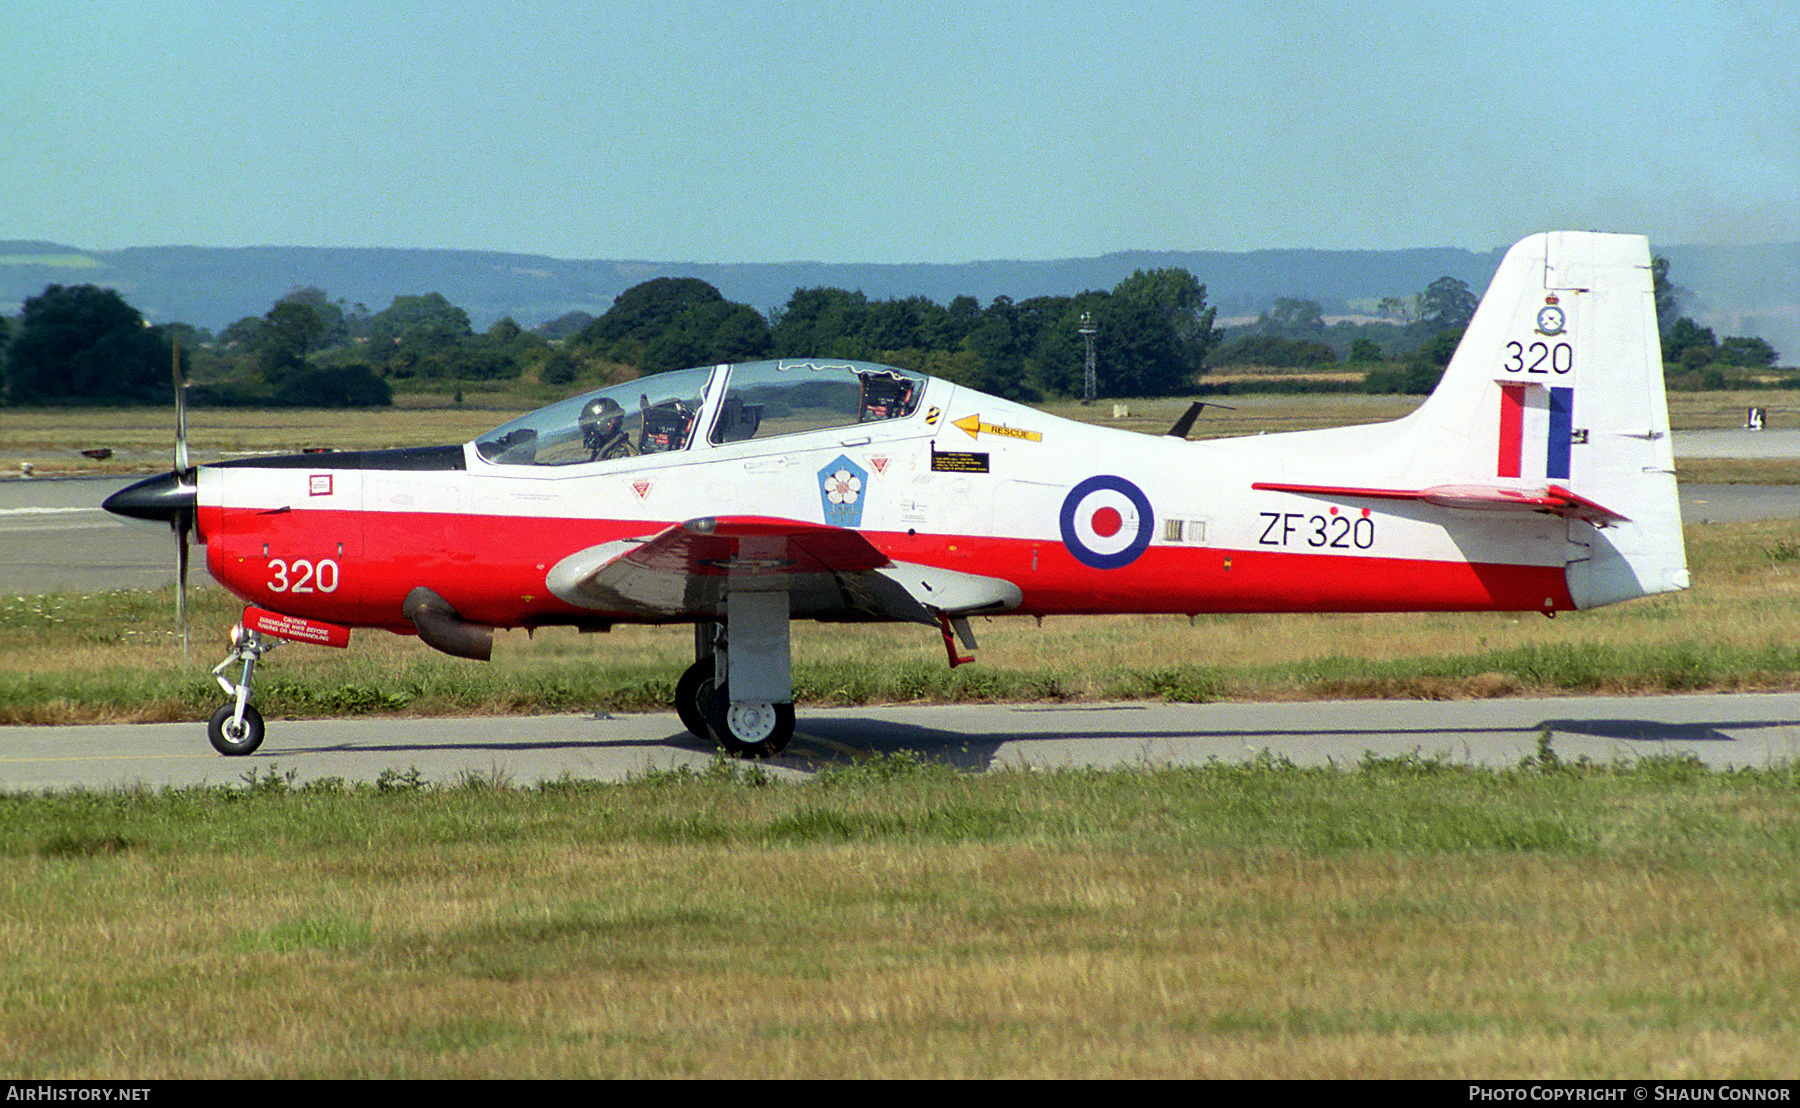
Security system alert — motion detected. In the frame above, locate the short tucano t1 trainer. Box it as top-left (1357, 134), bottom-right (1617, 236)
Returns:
top-left (105, 231), bottom-right (1688, 757)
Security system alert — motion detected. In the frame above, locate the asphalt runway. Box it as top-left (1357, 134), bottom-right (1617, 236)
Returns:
top-left (5, 694), bottom-right (1800, 791)
top-left (1675, 428), bottom-right (1800, 458)
top-left (0, 476), bottom-right (187, 595)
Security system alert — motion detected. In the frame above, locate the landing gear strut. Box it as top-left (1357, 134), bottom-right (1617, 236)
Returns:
top-left (675, 599), bottom-right (795, 758)
top-left (208, 623), bottom-right (278, 756)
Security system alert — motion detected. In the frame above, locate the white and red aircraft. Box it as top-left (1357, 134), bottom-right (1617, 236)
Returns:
top-left (105, 231), bottom-right (1687, 757)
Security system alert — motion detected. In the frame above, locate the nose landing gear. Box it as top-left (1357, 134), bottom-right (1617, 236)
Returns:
top-left (208, 623), bottom-right (279, 756)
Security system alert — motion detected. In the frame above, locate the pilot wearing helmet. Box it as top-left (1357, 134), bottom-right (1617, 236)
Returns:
top-left (579, 395), bottom-right (633, 460)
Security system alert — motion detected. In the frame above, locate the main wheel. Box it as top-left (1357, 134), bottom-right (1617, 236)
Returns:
top-left (674, 656), bottom-right (715, 739)
top-left (208, 703), bottom-right (265, 756)
top-left (704, 685), bottom-right (794, 758)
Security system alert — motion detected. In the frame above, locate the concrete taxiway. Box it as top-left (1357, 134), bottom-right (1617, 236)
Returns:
top-left (0, 476), bottom-right (185, 594)
top-left (4, 694), bottom-right (1799, 792)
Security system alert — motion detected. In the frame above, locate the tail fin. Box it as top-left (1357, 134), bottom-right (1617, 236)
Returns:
top-left (1254, 232), bottom-right (1688, 609)
top-left (1416, 231), bottom-right (1687, 607)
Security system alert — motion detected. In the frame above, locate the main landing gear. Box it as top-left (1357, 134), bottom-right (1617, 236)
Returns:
top-left (679, 598), bottom-right (796, 758)
top-left (207, 622), bottom-right (279, 756)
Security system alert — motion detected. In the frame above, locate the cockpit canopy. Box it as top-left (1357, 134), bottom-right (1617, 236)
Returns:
top-left (473, 360), bottom-right (927, 467)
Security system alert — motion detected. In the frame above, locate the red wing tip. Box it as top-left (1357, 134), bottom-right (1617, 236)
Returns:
top-left (1541, 485), bottom-right (1631, 523)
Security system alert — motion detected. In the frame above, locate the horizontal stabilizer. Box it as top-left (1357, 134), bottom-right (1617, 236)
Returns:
top-left (1251, 481), bottom-right (1630, 526)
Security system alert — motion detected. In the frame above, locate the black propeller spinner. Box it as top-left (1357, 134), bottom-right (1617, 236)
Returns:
top-left (101, 349), bottom-right (195, 661)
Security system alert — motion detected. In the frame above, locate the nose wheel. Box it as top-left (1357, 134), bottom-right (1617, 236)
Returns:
top-left (208, 703), bottom-right (266, 756)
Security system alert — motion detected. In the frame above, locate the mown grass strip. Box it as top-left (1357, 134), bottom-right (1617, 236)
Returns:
top-left (10, 636), bottom-right (1800, 723)
top-left (4, 747), bottom-right (1794, 858)
top-left (10, 632), bottom-right (1800, 724)
top-left (4, 752), bottom-right (1800, 1078)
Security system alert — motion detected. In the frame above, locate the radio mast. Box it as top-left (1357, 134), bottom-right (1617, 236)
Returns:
top-left (1078, 311), bottom-right (1098, 405)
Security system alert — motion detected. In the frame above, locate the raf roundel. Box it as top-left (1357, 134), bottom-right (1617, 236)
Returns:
top-left (1059, 475), bottom-right (1154, 569)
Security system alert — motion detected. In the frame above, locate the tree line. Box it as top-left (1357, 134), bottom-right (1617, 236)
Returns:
top-left (0, 268), bottom-right (1223, 407)
top-left (0, 256), bottom-right (1781, 407)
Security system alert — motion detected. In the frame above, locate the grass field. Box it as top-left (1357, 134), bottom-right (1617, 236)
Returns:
top-left (3, 752), bottom-right (1798, 1078)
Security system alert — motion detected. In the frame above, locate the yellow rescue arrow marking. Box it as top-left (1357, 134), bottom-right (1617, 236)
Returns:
top-left (953, 414), bottom-right (1042, 442)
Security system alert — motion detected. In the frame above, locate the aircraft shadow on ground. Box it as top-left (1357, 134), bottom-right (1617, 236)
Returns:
top-left (794, 712), bottom-right (1800, 771)
top-left (1535, 718), bottom-right (1789, 744)
top-left (279, 718), bottom-right (1014, 771)
top-left (272, 710), bottom-right (1800, 776)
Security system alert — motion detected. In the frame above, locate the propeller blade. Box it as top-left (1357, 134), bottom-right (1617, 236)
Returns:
top-left (176, 510), bottom-right (191, 664)
top-left (101, 339), bottom-right (201, 664)
top-left (173, 336), bottom-right (191, 662)
top-left (173, 337), bottom-right (190, 473)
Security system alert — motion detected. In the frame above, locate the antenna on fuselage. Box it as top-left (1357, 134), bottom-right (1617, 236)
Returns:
top-left (1165, 400), bottom-right (1236, 439)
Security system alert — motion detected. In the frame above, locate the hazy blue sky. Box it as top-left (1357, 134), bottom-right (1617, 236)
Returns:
top-left (5, 0), bottom-right (1795, 262)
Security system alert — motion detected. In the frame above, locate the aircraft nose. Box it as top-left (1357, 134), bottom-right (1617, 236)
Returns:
top-left (103, 471), bottom-right (196, 523)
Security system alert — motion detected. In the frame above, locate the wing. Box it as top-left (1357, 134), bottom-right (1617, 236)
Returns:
top-left (544, 515), bottom-right (1022, 624)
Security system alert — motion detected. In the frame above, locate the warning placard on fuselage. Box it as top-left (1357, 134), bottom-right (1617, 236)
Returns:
top-left (931, 450), bottom-right (990, 473)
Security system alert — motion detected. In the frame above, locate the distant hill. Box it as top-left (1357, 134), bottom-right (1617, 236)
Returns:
top-left (3, 238), bottom-right (1796, 358)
